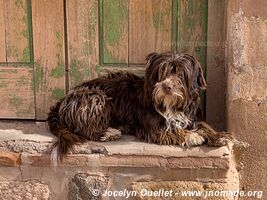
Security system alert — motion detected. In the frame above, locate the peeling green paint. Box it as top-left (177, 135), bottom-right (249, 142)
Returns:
top-left (50, 53), bottom-right (65, 78)
top-left (26, 101), bottom-right (35, 116)
top-left (9, 94), bottom-right (26, 118)
top-left (9, 93), bottom-right (34, 118)
top-left (15, 0), bottom-right (24, 9)
top-left (34, 59), bottom-right (44, 91)
top-left (16, 0), bottom-right (30, 63)
top-left (96, 65), bottom-right (103, 74)
top-left (50, 65), bottom-right (64, 78)
top-left (52, 88), bottom-right (65, 100)
top-left (55, 31), bottom-right (62, 41)
top-left (55, 31), bottom-right (63, 50)
top-left (153, 10), bottom-right (168, 31)
top-left (16, 75), bottom-right (29, 86)
top-left (9, 94), bottom-right (22, 109)
top-left (103, 0), bottom-right (127, 45)
top-left (103, 0), bottom-right (128, 63)
top-left (6, 45), bottom-right (19, 59)
top-left (0, 81), bottom-right (8, 89)
top-left (70, 59), bottom-right (80, 86)
top-left (80, 0), bottom-right (97, 56)
top-left (19, 47), bottom-right (30, 62)
top-left (50, 31), bottom-right (65, 78)
top-left (20, 15), bottom-right (30, 55)
top-left (104, 49), bottom-right (126, 63)
top-left (70, 59), bottom-right (91, 86)
top-left (21, 29), bottom-right (28, 39)
top-left (22, 15), bottom-right (28, 26)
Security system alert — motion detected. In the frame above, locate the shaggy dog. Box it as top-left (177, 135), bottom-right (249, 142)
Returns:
top-left (48, 52), bottom-right (230, 165)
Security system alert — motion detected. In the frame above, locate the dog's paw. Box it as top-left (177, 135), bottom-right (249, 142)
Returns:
top-left (210, 137), bottom-right (232, 147)
top-left (100, 128), bottom-right (122, 142)
top-left (185, 132), bottom-right (205, 147)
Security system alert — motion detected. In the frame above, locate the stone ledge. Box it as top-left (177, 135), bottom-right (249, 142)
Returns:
top-left (0, 121), bottom-right (230, 170)
top-left (0, 121), bottom-right (237, 199)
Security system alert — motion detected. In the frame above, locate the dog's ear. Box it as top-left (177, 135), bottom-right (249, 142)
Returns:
top-left (180, 54), bottom-right (207, 90)
top-left (146, 52), bottom-right (159, 67)
top-left (195, 60), bottom-right (207, 90)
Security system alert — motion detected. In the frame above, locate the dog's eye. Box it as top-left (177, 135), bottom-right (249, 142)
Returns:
top-left (170, 66), bottom-right (176, 74)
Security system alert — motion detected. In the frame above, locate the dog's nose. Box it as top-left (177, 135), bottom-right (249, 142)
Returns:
top-left (162, 84), bottom-right (173, 92)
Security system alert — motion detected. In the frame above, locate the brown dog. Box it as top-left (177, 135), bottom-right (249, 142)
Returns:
top-left (48, 52), bottom-right (230, 165)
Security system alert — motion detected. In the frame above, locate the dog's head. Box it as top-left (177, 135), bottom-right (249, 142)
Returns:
top-left (144, 52), bottom-right (206, 127)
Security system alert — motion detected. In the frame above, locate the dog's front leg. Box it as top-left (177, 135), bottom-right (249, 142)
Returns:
top-left (156, 128), bottom-right (205, 147)
top-left (157, 126), bottom-right (232, 147)
top-left (136, 126), bottom-right (201, 146)
top-left (194, 122), bottom-right (232, 147)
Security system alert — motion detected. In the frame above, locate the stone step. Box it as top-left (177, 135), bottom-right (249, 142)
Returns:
top-left (0, 121), bottom-right (239, 200)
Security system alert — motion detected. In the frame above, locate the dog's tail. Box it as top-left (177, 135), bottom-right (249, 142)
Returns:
top-left (47, 102), bottom-right (86, 166)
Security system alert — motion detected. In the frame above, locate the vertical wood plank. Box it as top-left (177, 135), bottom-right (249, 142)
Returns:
top-left (178, 0), bottom-right (207, 114)
top-left (32, 0), bottom-right (66, 120)
top-left (178, 0), bottom-right (207, 58)
top-left (66, 0), bottom-right (99, 88)
top-left (129, 0), bottom-right (172, 64)
top-left (0, 67), bottom-right (35, 119)
top-left (102, 0), bottom-right (128, 64)
top-left (0, 0), bottom-right (6, 62)
top-left (206, 0), bottom-right (227, 130)
top-left (5, 0), bottom-right (30, 63)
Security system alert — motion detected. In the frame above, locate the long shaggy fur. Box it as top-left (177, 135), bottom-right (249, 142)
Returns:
top-left (48, 52), bottom-right (231, 165)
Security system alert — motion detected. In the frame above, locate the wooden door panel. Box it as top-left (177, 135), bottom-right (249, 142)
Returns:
top-left (0, 0), bottom-right (6, 61)
top-left (32, 0), bottom-right (66, 120)
top-left (178, 0), bottom-right (207, 68)
top-left (5, 0), bottom-right (30, 63)
top-left (129, 0), bottom-right (172, 64)
top-left (178, 0), bottom-right (208, 112)
top-left (66, 0), bottom-right (99, 88)
top-left (0, 67), bottom-right (34, 118)
top-left (0, 0), bottom-right (208, 119)
top-left (102, 0), bottom-right (128, 64)
top-left (0, 0), bottom-right (34, 119)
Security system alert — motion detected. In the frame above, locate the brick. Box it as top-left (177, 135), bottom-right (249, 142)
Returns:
top-left (0, 151), bottom-right (21, 166)
top-left (99, 155), bottom-right (162, 168)
top-left (166, 157), bottom-right (230, 169)
top-left (21, 153), bottom-right (100, 167)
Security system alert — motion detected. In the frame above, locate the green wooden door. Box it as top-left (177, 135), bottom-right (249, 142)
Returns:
top-left (97, 0), bottom-right (207, 76)
top-left (0, 0), bottom-right (207, 120)
top-left (67, 0), bottom-right (208, 118)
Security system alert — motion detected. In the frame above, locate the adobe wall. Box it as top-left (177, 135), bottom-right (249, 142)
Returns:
top-left (226, 0), bottom-right (267, 195)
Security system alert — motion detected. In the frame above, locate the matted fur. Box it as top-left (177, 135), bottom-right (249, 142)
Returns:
top-left (48, 52), bottom-right (231, 165)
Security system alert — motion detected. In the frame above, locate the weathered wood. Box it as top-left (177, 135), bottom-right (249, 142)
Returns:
top-left (178, 0), bottom-right (207, 60)
top-left (206, 0), bottom-right (226, 130)
top-left (129, 0), bottom-right (172, 64)
top-left (102, 0), bottom-right (128, 64)
top-left (66, 0), bottom-right (99, 88)
top-left (0, 0), bottom-right (210, 120)
top-left (178, 0), bottom-right (207, 113)
top-left (99, 66), bottom-right (145, 77)
top-left (0, 67), bottom-right (34, 118)
top-left (5, 0), bottom-right (30, 63)
top-left (32, 0), bottom-right (66, 120)
top-left (0, 0), bottom-right (6, 62)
